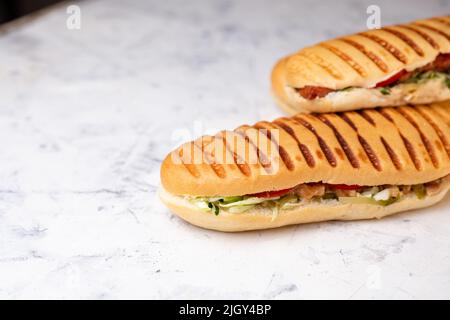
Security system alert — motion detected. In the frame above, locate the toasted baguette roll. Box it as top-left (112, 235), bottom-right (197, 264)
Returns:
top-left (272, 15), bottom-right (450, 114)
top-left (160, 102), bottom-right (450, 232)
top-left (162, 102), bottom-right (450, 195)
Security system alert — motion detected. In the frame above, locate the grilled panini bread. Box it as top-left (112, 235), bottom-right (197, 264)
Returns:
top-left (272, 15), bottom-right (450, 114)
top-left (160, 102), bottom-right (450, 232)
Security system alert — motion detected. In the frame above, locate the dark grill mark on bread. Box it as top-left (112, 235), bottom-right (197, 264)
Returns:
top-left (432, 18), bottom-right (450, 28)
top-left (429, 107), bottom-right (450, 128)
top-left (195, 139), bottom-right (227, 178)
top-left (273, 120), bottom-right (316, 168)
top-left (298, 144), bottom-right (315, 168)
top-left (372, 108), bottom-right (424, 171)
top-left (383, 27), bottom-right (424, 56)
top-left (338, 113), bottom-right (358, 131)
top-left (358, 135), bottom-right (382, 171)
top-left (337, 112), bottom-right (381, 171)
top-left (300, 52), bottom-right (343, 79)
top-left (413, 108), bottom-right (450, 159)
top-left (254, 122), bottom-right (295, 171)
top-left (318, 138), bottom-right (337, 167)
top-left (357, 110), bottom-right (376, 126)
top-left (380, 137), bottom-right (402, 170)
top-left (293, 116), bottom-right (337, 167)
top-left (210, 163), bottom-right (226, 178)
top-left (178, 146), bottom-right (200, 178)
top-left (360, 33), bottom-right (408, 64)
top-left (400, 25), bottom-right (440, 49)
top-left (401, 135), bottom-right (421, 170)
top-left (375, 108), bottom-right (422, 171)
top-left (235, 157), bottom-right (251, 176)
top-left (183, 163), bottom-right (200, 178)
top-left (396, 108), bottom-right (439, 168)
top-left (314, 114), bottom-right (360, 168)
top-left (341, 38), bottom-right (389, 72)
top-left (219, 135), bottom-right (252, 177)
top-left (413, 23), bottom-right (450, 41)
top-left (321, 44), bottom-right (367, 77)
top-left (235, 129), bottom-right (272, 173)
top-left (278, 146), bottom-right (295, 171)
top-left (376, 108), bottom-right (394, 123)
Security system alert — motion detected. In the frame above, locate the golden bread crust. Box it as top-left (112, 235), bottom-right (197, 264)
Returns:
top-left (161, 102), bottom-right (450, 196)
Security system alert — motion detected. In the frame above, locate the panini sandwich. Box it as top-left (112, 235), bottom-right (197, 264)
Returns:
top-left (160, 102), bottom-right (450, 232)
top-left (272, 16), bottom-right (450, 114)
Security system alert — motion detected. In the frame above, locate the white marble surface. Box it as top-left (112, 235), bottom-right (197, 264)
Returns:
top-left (0, 0), bottom-right (449, 299)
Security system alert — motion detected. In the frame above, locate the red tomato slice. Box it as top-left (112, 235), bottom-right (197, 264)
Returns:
top-left (329, 184), bottom-right (361, 190)
top-left (251, 188), bottom-right (293, 198)
top-left (375, 70), bottom-right (408, 88)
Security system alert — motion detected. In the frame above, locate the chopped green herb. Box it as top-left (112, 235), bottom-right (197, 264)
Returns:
top-left (379, 87), bottom-right (391, 95)
top-left (422, 71), bottom-right (439, 80)
top-left (377, 197), bottom-right (399, 206)
top-left (402, 70), bottom-right (447, 85)
top-left (220, 196), bottom-right (244, 204)
top-left (338, 86), bottom-right (354, 92)
top-left (208, 202), bottom-right (220, 215)
top-left (413, 184), bottom-right (426, 200)
top-left (403, 72), bottom-right (420, 84)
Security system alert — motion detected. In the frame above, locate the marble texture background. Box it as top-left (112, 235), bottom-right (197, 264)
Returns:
top-left (0, 0), bottom-right (449, 299)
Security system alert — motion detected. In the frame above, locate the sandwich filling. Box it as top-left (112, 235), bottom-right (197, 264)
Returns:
top-left (187, 175), bottom-right (449, 216)
top-left (296, 53), bottom-right (450, 99)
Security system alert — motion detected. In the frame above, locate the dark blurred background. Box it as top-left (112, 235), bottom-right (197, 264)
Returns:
top-left (0, 0), bottom-right (63, 24)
